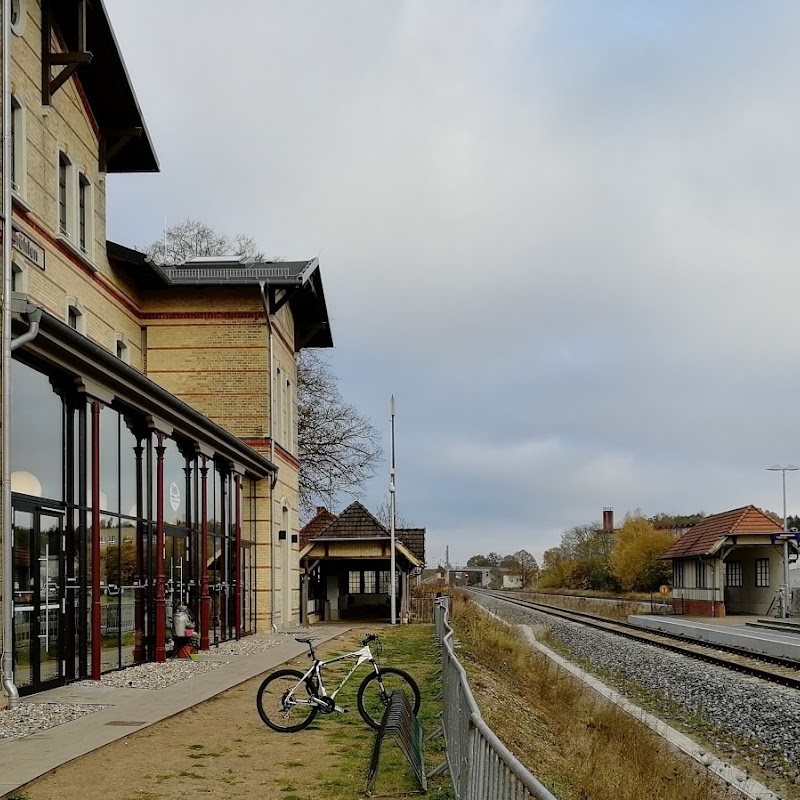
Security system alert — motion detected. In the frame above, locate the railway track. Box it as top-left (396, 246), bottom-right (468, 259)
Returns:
top-left (468, 588), bottom-right (800, 690)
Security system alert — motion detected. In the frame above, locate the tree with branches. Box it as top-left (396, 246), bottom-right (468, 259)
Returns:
top-left (142, 220), bottom-right (382, 517)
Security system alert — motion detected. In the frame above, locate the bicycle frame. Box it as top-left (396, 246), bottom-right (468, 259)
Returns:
top-left (288, 644), bottom-right (378, 707)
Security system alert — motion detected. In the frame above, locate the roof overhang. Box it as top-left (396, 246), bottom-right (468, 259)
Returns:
top-left (107, 243), bottom-right (333, 350)
top-left (299, 536), bottom-right (423, 568)
top-left (12, 303), bottom-right (276, 478)
top-left (51, 0), bottom-right (159, 173)
top-left (661, 531), bottom-right (800, 560)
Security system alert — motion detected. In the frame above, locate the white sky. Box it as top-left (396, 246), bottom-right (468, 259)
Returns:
top-left (104, 0), bottom-right (800, 566)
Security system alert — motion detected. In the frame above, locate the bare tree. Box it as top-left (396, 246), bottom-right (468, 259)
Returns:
top-left (374, 493), bottom-right (411, 529)
top-left (297, 351), bottom-right (382, 517)
top-left (142, 220), bottom-right (381, 516)
top-left (506, 549), bottom-right (539, 589)
top-left (143, 219), bottom-right (268, 265)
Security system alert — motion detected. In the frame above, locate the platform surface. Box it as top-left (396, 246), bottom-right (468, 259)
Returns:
top-left (628, 615), bottom-right (800, 661)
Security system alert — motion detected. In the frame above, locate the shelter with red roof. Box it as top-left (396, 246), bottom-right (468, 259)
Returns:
top-left (298, 502), bottom-right (425, 623)
top-left (659, 505), bottom-right (797, 617)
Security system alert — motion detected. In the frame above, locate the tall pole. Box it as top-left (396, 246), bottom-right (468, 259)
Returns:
top-left (767, 464), bottom-right (798, 619)
top-left (389, 395), bottom-right (396, 625)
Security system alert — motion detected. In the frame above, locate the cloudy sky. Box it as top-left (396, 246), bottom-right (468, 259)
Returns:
top-left (103, 0), bottom-right (800, 566)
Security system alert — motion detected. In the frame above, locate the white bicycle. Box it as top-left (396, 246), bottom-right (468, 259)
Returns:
top-left (256, 633), bottom-right (421, 732)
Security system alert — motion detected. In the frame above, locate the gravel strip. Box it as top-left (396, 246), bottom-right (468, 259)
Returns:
top-left (0, 702), bottom-right (111, 743)
top-left (473, 594), bottom-right (800, 782)
top-left (73, 658), bottom-right (227, 690)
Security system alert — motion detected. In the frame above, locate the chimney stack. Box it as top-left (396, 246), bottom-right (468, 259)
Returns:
top-left (603, 507), bottom-right (614, 533)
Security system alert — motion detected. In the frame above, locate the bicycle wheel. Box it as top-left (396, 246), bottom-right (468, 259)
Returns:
top-left (256, 668), bottom-right (318, 733)
top-left (356, 667), bottom-right (421, 729)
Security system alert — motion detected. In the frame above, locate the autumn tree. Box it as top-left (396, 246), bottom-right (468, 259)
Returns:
top-left (508, 549), bottom-right (539, 589)
top-left (466, 555), bottom-right (491, 567)
top-left (142, 220), bottom-right (382, 517)
top-left (610, 514), bottom-right (674, 591)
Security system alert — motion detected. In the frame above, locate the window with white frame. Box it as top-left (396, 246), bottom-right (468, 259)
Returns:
top-left (363, 571), bottom-right (376, 593)
top-left (10, 95), bottom-right (26, 196)
top-left (58, 150), bottom-right (72, 236)
top-left (725, 560), bottom-right (743, 588)
top-left (78, 172), bottom-right (92, 256)
top-left (115, 335), bottom-right (129, 363)
top-left (274, 366), bottom-right (282, 444)
top-left (282, 377), bottom-right (288, 444)
top-left (66, 300), bottom-right (86, 334)
top-left (755, 558), bottom-right (770, 587)
top-left (11, 260), bottom-right (25, 293)
top-left (10, 0), bottom-right (26, 36)
top-left (672, 561), bottom-right (684, 588)
top-left (695, 559), bottom-right (707, 589)
top-left (348, 570), bottom-right (360, 594)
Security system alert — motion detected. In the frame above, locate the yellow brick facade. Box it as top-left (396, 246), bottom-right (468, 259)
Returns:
top-left (1, 0), bottom-right (308, 637)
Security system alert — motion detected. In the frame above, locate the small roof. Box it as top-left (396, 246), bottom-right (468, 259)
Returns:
top-left (54, 0), bottom-right (158, 172)
top-left (300, 501), bottom-right (425, 562)
top-left (660, 505), bottom-right (783, 559)
top-left (300, 507), bottom-right (336, 548)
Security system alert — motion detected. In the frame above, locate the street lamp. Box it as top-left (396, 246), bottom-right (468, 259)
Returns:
top-left (767, 464), bottom-right (799, 619)
top-left (766, 464), bottom-right (799, 531)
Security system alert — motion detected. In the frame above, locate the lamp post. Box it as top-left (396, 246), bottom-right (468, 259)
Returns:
top-left (767, 464), bottom-right (798, 618)
top-left (389, 396), bottom-right (397, 625)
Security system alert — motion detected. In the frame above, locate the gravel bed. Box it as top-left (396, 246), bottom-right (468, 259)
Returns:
top-left (473, 594), bottom-right (800, 782)
top-left (212, 633), bottom-right (286, 655)
top-left (0, 702), bottom-right (111, 743)
top-left (73, 658), bottom-right (227, 690)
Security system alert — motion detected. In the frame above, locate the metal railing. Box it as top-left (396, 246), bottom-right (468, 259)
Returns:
top-left (433, 596), bottom-right (558, 800)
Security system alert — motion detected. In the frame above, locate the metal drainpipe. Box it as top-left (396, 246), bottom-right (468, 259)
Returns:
top-left (1, 0), bottom-right (19, 710)
top-left (258, 282), bottom-right (276, 632)
top-left (10, 306), bottom-right (42, 351)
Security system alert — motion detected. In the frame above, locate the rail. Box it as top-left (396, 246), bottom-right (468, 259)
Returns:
top-left (433, 596), bottom-right (557, 800)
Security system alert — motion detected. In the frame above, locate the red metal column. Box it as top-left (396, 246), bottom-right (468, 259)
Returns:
top-left (234, 474), bottom-right (242, 640)
top-left (200, 456), bottom-right (210, 650)
top-left (90, 400), bottom-right (101, 680)
top-left (154, 432), bottom-right (166, 662)
top-left (132, 442), bottom-right (145, 663)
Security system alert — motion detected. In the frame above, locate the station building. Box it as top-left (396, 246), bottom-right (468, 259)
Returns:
top-left (1, 0), bottom-right (330, 698)
top-left (661, 506), bottom-right (797, 617)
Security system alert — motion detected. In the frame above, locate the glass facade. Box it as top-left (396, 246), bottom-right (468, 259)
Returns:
top-left (9, 357), bottom-right (258, 695)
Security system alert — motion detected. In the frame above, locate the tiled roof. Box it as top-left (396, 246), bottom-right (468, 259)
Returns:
top-left (322, 502), bottom-right (387, 538)
top-left (300, 501), bottom-right (426, 562)
top-left (299, 507), bottom-right (336, 547)
top-left (660, 505), bottom-right (782, 559)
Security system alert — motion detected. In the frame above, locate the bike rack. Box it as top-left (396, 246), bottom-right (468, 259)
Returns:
top-left (365, 689), bottom-right (426, 795)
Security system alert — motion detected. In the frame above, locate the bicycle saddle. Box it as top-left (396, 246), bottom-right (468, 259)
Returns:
top-left (295, 636), bottom-right (320, 644)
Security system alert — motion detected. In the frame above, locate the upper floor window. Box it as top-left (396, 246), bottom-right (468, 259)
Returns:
top-left (78, 173), bottom-right (92, 256)
top-left (115, 335), bottom-right (129, 364)
top-left (58, 152), bottom-right (71, 236)
top-left (10, 96), bottom-right (25, 197)
top-left (11, 260), bottom-right (25, 293)
top-left (66, 299), bottom-right (86, 334)
top-left (10, 0), bottom-right (26, 36)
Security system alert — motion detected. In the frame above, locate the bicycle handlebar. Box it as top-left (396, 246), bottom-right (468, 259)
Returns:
top-left (361, 633), bottom-right (378, 646)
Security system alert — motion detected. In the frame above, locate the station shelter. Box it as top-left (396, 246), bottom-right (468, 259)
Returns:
top-left (660, 505), bottom-right (797, 617)
top-left (298, 503), bottom-right (425, 623)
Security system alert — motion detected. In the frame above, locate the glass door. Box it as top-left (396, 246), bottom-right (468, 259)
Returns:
top-left (13, 501), bottom-right (65, 694)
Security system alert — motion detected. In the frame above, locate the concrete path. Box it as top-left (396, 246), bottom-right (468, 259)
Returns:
top-left (0, 626), bottom-right (350, 796)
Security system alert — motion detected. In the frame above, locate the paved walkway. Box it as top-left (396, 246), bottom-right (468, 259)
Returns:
top-left (0, 626), bottom-right (351, 796)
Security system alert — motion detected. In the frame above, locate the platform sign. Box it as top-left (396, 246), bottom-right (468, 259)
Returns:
top-left (659, 585), bottom-right (670, 595)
